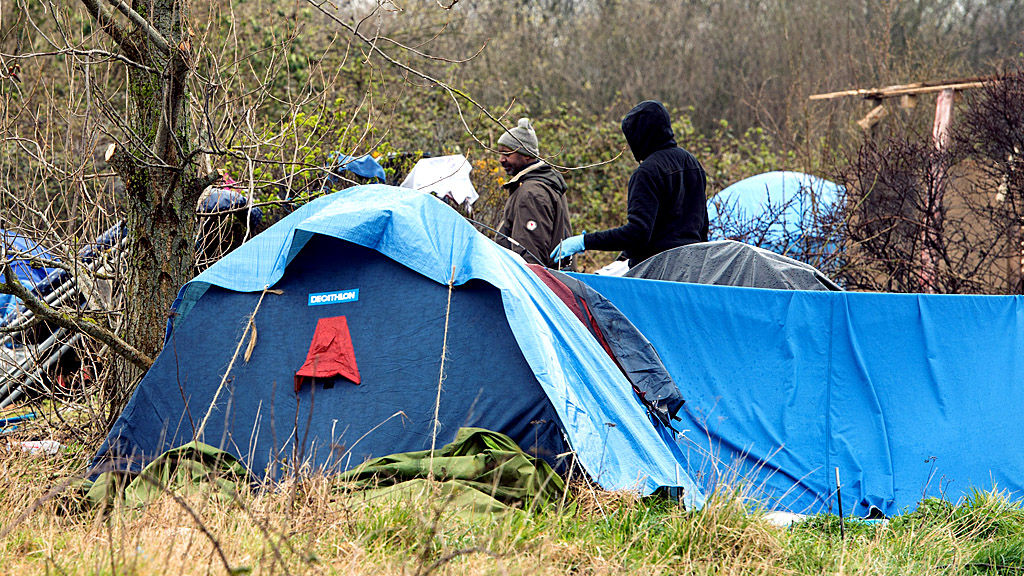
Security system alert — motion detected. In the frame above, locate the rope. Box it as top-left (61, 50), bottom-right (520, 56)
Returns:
top-left (195, 285), bottom-right (278, 440)
top-left (428, 265), bottom-right (456, 480)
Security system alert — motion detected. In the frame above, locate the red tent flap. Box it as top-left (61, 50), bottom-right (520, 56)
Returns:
top-left (295, 316), bottom-right (360, 392)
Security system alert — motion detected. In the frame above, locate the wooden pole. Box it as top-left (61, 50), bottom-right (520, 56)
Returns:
top-left (810, 75), bottom-right (999, 101)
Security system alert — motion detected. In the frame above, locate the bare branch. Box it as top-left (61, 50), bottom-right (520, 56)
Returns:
top-left (0, 316), bottom-right (41, 334)
top-left (107, 0), bottom-right (172, 55)
top-left (305, 2), bottom-right (515, 154)
top-left (0, 49), bottom-right (158, 74)
top-left (78, 0), bottom-right (135, 55)
top-left (0, 263), bottom-right (153, 370)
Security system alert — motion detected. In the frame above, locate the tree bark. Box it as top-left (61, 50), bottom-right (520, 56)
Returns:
top-left (109, 0), bottom-right (202, 380)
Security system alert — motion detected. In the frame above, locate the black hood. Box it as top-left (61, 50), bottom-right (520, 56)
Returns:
top-left (621, 100), bottom-right (676, 162)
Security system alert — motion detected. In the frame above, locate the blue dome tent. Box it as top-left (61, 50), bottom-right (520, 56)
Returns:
top-left (91, 185), bottom-right (704, 507)
top-left (708, 171), bottom-right (845, 270)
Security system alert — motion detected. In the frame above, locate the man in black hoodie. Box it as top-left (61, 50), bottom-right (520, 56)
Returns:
top-left (551, 101), bottom-right (708, 268)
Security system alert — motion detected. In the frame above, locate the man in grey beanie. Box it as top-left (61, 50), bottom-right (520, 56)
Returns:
top-left (494, 117), bottom-right (573, 268)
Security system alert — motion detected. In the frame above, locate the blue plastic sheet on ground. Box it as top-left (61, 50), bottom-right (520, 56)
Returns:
top-left (572, 273), bottom-right (1024, 516)
top-left (1, 230), bottom-right (61, 321)
top-left (172, 185), bottom-right (704, 506)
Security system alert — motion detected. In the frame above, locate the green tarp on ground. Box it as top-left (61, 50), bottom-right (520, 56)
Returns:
top-left (338, 427), bottom-right (566, 513)
top-left (76, 428), bottom-right (566, 513)
top-left (80, 441), bottom-right (248, 509)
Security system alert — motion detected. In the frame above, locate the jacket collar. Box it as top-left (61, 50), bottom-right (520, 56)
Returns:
top-left (503, 160), bottom-right (546, 188)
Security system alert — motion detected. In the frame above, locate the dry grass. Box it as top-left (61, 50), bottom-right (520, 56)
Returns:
top-left (3, 420), bottom-right (1024, 576)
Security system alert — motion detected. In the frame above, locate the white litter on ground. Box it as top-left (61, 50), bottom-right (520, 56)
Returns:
top-left (13, 439), bottom-right (61, 455)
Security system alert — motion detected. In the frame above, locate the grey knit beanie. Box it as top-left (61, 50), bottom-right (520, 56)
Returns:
top-left (497, 118), bottom-right (540, 158)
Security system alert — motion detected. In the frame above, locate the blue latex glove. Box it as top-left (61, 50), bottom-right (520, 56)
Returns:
top-left (550, 234), bottom-right (586, 261)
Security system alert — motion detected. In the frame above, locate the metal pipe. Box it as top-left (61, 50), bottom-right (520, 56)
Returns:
top-left (0, 327), bottom-right (69, 401)
top-left (0, 333), bottom-right (82, 409)
top-left (0, 233), bottom-right (126, 382)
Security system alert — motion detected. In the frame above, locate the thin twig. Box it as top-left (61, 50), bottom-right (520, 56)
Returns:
top-left (428, 265), bottom-right (456, 480)
top-left (0, 49), bottom-right (157, 74)
top-left (195, 285), bottom-right (280, 439)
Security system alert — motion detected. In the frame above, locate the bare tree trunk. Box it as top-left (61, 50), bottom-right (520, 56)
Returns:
top-left (104, 0), bottom-right (204, 379)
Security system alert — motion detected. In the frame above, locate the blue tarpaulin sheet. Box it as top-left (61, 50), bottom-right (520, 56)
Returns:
top-left (573, 273), bottom-right (1024, 517)
top-left (1, 230), bottom-right (61, 321)
top-left (176, 185), bottom-right (704, 505)
top-left (329, 154), bottom-right (387, 184)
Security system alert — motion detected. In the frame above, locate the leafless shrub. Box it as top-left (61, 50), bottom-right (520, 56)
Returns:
top-left (0, 0), bottom-right (501, 439)
top-left (839, 125), bottom-right (1011, 293)
top-left (710, 182), bottom-right (847, 276)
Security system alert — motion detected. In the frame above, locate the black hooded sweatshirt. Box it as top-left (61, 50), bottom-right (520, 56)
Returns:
top-left (584, 101), bottom-right (708, 267)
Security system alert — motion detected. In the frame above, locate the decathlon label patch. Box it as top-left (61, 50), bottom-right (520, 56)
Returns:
top-left (308, 289), bottom-right (359, 306)
top-left (525, 220), bottom-right (538, 231)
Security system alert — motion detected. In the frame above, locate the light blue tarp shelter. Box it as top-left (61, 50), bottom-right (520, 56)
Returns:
top-left (574, 272), bottom-right (1024, 517)
top-left (95, 185), bottom-right (703, 507)
top-left (709, 171), bottom-right (844, 264)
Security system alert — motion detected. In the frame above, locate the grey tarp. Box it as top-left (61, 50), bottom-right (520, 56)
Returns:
top-left (624, 240), bottom-right (841, 291)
